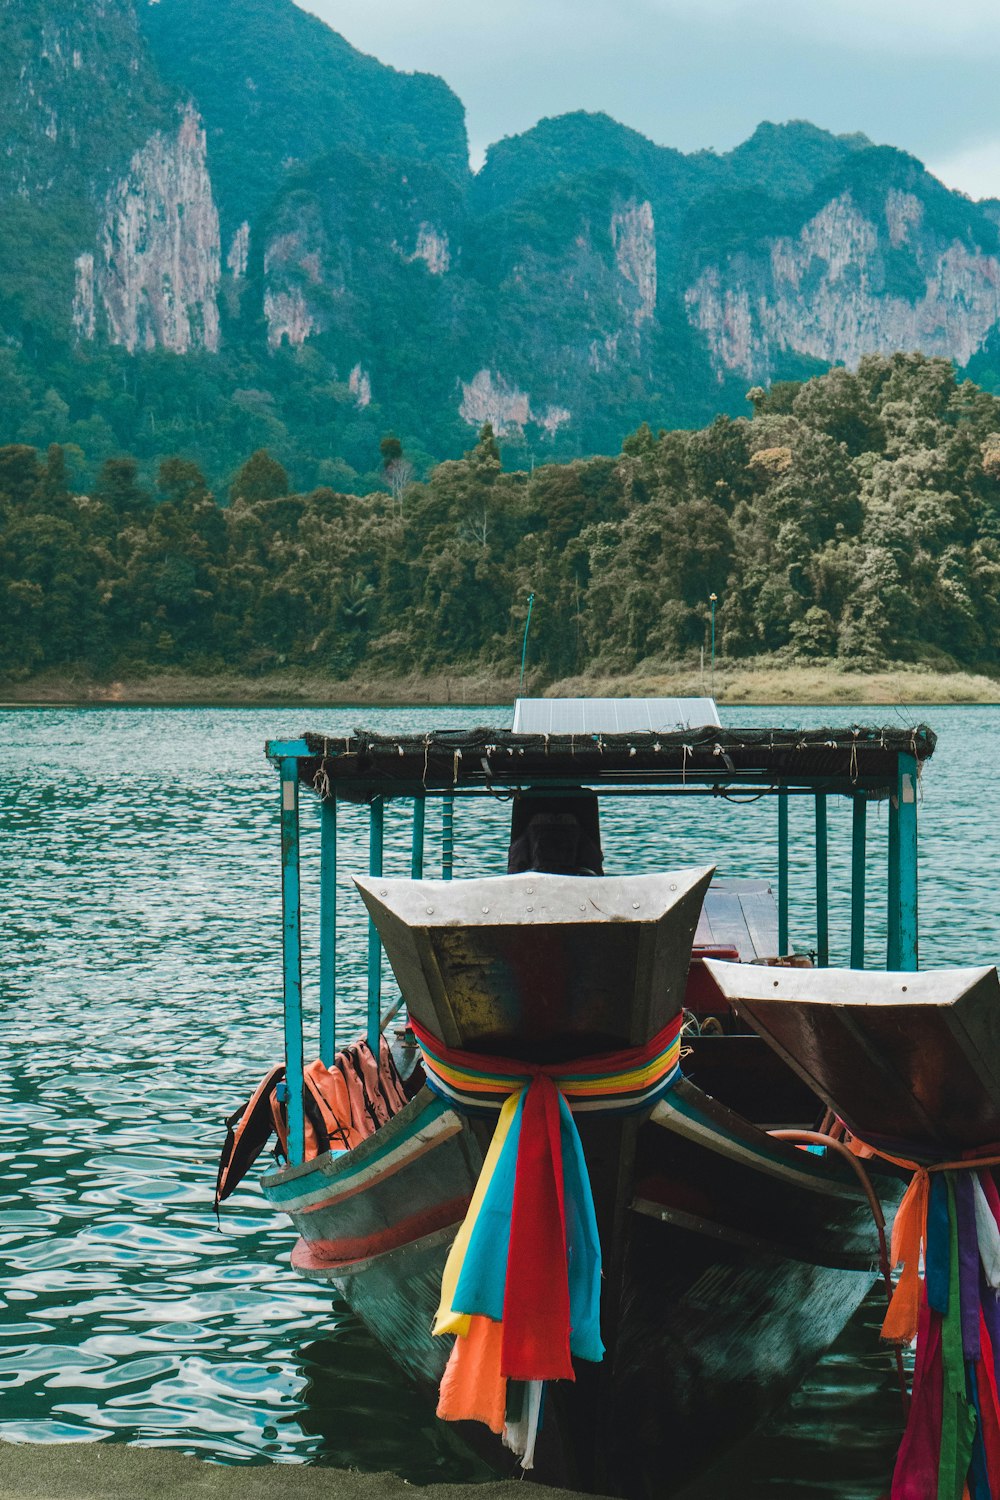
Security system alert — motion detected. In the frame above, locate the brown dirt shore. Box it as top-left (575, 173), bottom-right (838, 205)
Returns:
top-left (0, 662), bottom-right (997, 708)
top-left (0, 1441), bottom-right (600, 1500)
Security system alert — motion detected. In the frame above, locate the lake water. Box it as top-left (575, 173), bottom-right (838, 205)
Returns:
top-left (1, 702), bottom-right (997, 1495)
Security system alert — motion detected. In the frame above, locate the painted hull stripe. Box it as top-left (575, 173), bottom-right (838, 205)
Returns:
top-left (263, 1100), bottom-right (461, 1204)
top-left (290, 1196), bottom-right (469, 1271)
top-left (267, 1112), bottom-right (465, 1215)
top-left (651, 1097), bottom-right (858, 1199)
top-left (293, 1222), bottom-right (462, 1282)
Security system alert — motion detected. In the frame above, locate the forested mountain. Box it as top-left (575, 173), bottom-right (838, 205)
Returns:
top-left (5, 355), bottom-right (1000, 684)
top-left (5, 0), bottom-right (1000, 493)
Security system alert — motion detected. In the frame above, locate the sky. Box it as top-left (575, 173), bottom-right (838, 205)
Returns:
top-left (296, 0), bottom-right (1000, 198)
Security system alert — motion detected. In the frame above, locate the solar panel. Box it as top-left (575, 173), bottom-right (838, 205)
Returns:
top-left (511, 697), bottom-right (721, 734)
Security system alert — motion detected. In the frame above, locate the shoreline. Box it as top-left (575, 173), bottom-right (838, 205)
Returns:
top-left (0, 661), bottom-right (998, 708)
top-left (0, 1440), bottom-right (586, 1500)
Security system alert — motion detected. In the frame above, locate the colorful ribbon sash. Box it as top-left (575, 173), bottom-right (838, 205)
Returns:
top-left (862, 1138), bottom-right (1000, 1500)
top-left (410, 1013), bottom-right (684, 1466)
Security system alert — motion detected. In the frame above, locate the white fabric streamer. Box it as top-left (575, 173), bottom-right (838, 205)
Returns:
top-left (974, 1176), bottom-right (1000, 1289)
top-left (502, 1379), bottom-right (545, 1469)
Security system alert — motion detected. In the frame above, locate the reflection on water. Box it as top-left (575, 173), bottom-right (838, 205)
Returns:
top-left (1, 703), bottom-right (996, 1493)
top-left (680, 1291), bottom-right (904, 1498)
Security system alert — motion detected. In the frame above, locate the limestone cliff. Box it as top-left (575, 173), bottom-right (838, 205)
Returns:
top-left (76, 107), bottom-right (221, 354)
top-left (8, 0), bottom-right (1000, 487)
top-left (459, 370), bottom-right (571, 438)
top-left (612, 199), bottom-right (657, 327)
top-left (685, 187), bottom-right (1000, 382)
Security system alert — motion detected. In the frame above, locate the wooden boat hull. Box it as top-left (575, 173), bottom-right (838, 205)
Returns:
top-left (263, 1075), bottom-right (903, 1496)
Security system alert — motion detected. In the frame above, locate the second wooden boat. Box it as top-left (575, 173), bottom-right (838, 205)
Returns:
top-left (703, 959), bottom-right (1000, 1154)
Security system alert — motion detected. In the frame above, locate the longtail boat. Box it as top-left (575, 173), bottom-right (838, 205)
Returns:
top-left (218, 708), bottom-right (947, 1496)
top-left (703, 959), bottom-right (1000, 1499)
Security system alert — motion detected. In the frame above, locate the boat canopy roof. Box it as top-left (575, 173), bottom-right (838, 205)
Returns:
top-left (270, 722), bottom-right (936, 805)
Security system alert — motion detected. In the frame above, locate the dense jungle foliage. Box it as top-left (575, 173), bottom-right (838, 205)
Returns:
top-left (5, 353), bottom-right (1000, 683)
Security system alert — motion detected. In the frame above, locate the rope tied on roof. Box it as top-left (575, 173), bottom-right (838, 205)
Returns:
top-left (292, 724), bottom-right (938, 802)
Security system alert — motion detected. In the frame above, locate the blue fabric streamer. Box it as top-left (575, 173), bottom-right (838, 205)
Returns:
top-left (927, 1171), bottom-right (952, 1315)
top-left (451, 1090), bottom-right (605, 1367)
top-left (452, 1092), bottom-right (524, 1322)
top-left (558, 1094), bottom-right (605, 1363)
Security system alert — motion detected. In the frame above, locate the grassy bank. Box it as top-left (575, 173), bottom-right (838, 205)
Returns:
top-left (0, 668), bottom-right (524, 708)
top-left (1, 660), bottom-right (998, 708)
top-left (548, 661), bottom-right (1000, 706)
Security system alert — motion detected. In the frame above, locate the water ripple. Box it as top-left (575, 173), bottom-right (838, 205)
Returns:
top-left (1, 703), bottom-right (995, 1491)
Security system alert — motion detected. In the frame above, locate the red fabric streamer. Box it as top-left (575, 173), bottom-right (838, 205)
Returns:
top-left (891, 1293), bottom-right (943, 1500)
top-left (976, 1312), bottom-right (1000, 1485)
top-left (501, 1074), bottom-right (573, 1381)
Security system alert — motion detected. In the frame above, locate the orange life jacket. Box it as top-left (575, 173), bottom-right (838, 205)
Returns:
top-left (215, 1035), bottom-right (410, 1211)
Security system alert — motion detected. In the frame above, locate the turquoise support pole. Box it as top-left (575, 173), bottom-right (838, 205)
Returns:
top-left (815, 793), bottom-right (829, 967)
top-left (442, 793), bottom-right (454, 880)
top-left (519, 593), bottom-right (535, 695)
top-left (367, 797), bottom-right (384, 1053)
top-left (887, 793), bottom-right (900, 969)
top-left (411, 794), bottom-right (426, 879)
top-left (709, 593), bottom-right (717, 698)
top-left (279, 757), bottom-right (305, 1166)
top-left (897, 752), bottom-right (918, 971)
top-left (850, 796), bottom-right (867, 970)
top-left (778, 787), bottom-right (789, 956)
top-left (319, 795), bottom-right (337, 1067)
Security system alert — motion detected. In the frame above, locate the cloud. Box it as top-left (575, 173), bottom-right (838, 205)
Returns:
top-left (640, 0), bottom-right (1000, 57)
top-left (309, 0), bottom-right (1000, 62)
top-left (927, 139), bottom-right (1000, 202)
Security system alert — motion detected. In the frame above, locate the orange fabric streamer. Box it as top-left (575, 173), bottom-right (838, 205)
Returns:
top-left (436, 1315), bottom-right (507, 1433)
top-left (881, 1167), bottom-right (930, 1345)
top-left (843, 1133), bottom-right (1000, 1347)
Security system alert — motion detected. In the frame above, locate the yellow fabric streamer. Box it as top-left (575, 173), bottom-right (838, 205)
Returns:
top-left (433, 1091), bottom-right (522, 1337)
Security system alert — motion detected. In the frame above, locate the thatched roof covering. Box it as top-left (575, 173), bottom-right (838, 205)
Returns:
top-left (276, 723), bottom-right (937, 804)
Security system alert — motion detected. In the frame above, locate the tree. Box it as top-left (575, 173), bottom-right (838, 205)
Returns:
top-left (792, 368), bottom-right (884, 455)
top-left (94, 457), bottom-right (150, 517)
top-left (0, 445), bottom-right (41, 507)
top-left (470, 423), bottom-right (501, 467)
top-left (380, 432), bottom-right (413, 505)
top-left (35, 445), bottom-right (73, 514)
top-left (157, 457), bottom-right (211, 508)
top-left (230, 449), bottom-right (290, 505)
